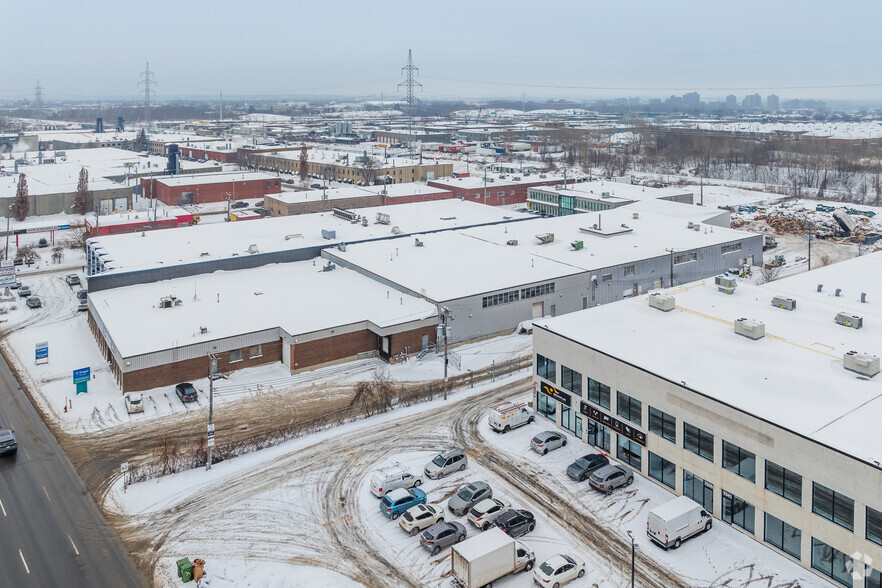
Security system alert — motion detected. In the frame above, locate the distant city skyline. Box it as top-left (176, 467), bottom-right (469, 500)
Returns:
top-left (3, 0), bottom-right (882, 103)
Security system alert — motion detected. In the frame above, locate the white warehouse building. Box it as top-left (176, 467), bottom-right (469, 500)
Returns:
top-left (531, 251), bottom-right (882, 587)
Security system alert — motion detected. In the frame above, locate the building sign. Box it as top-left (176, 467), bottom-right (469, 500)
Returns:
top-left (35, 341), bottom-right (49, 361)
top-left (73, 367), bottom-right (91, 384)
top-left (580, 402), bottom-right (646, 446)
top-left (540, 382), bottom-right (571, 405)
top-left (0, 260), bottom-right (15, 285)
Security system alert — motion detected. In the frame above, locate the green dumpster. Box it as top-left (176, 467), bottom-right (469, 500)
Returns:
top-left (176, 558), bottom-right (194, 583)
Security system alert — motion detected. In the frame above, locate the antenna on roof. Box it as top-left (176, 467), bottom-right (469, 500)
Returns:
top-left (193, 283), bottom-right (200, 302)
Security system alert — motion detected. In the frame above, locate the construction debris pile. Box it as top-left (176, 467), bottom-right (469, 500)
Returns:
top-left (731, 200), bottom-right (882, 246)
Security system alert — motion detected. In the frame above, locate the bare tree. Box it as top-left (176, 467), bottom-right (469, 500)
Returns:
top-left (758, 264), bottom-right (783, 284)
top-left (73, 167), bottom-right (90, 214)
top-left (12, 173), bottom-right (28, 221)
top-left (358, 155), bottom-right (379, 185)
top-left (134, 128), bottom-right (146, 153)
top-left (298, 145), bottom-right (309, 181)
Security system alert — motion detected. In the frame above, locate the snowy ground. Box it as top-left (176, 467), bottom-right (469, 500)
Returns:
top-left (107, 385), bottom-right (827, 588)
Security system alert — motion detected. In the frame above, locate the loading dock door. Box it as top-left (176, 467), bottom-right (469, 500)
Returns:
top-left (532, 301), bottom-right (544, 319)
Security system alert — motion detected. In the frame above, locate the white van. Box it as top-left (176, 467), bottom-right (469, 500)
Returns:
top-left (646, 496), bottom-right (712, 549)
top-left (369, 463), bottom-right (422, 498)
top-left (488, 401), bottom-right (534, 433)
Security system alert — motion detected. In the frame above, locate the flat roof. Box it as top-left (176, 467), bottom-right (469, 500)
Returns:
top-left (531, 180), bottom-right (693, 202)
top-left (268, 182), bottom-right (450, 205)
top-left (536, 252), bottom-right (882, 465)
top-left (88, 199), bottom-right (532, 275)
top-left (155, 171), bottom-right (278, 188)
top-left (90, 259), bottom-right (437, 358)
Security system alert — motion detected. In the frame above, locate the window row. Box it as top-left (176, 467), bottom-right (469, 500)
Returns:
top-left (482, 289), bottom-right (520, 308)
top-left (721, 242), bottom-right (742, 254)
top-left (229, 344), bottom-right (263, 363)
top-left (522, 282), bottom-right (555, 299)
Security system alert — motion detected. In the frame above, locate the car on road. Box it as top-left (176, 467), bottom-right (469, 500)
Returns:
top-left (310, 183), bottom-right (323, 189)
top-left (65, 274), bottom-right (80, 286)
top-left (566, 453), bottom-right (610, 482)
top-left (448, 481), bottom-right (492, 516)
top-left (467, 497), bottom-right (511, 530)
top-left (380, 487), bottom-right (426, 520)
top-left (533, 553), bottom-right (586, 587)
top-left (370, 463), bottom-right (422, 497)
top-left (530, 431), bottom-right (567, 455)
top-left (494, 509), bottom-right (535, 538)
top-left (424, 448), bottom-right (467, 479)
top-left (0, 428), bottom-right (17, 456)
top-left (26, 296), bottom-right (42, 309)
top-left (18, 285), bottom-right (31, 297)
top-left (419, 521), bottom-right (467, 555)
top-left (399, 503), bottom-right (444, 536)
top-left (175, 382), bottom-right (198, 403)
top-left (231, 201), bottom-right (248, 209)
top-left (124, 393), bottom-right (144, 414)
top-left (588, 464), bottom-right (633, 494)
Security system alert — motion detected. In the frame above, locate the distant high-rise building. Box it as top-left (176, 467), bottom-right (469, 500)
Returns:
top-left (683, 92), bottom-right (700, 108)
top-left (666, 95), bottom-right (683, 107)
top-left (743, 93), bottom-right (762, 109)
top-left (766, 94), bottom-right (779, 111)
top-left (725, 95), bottom-right (737, 109)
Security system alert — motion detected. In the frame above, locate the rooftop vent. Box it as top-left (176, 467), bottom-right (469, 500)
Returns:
top-left (284, 233), bottom-right (304, 240)
top-left (734, 318), bottom-right (765, 340)
top-left (632, 212), bottom-right (639, 219)
top-left (835, 312), bottom-right (863, 329)
top-left (571, 240), bottom-right (584, 250)
top-left (688, 222), bottom-right (694, 229)
top-left (648, 293), bottom-right (675, 312)
top-left (844, 351), bottom-right (880, 377)
top-left (321, 229), bottom-right (336, 240)
top-left (771, 296), bottom-right (796, 311)
top-left (506, 239), bottom-right (518, 246)
top-left (715, 274), bottom-right (738, 295)
top-left (415, 238), bottom-right (424, 247)
top-left (536, 233), bottom-right (554, 244)
top-left (391, 226), bottom-right (402, 234)
top-left (247, 244), bottom-right (259, 255)
top-left (199, 326), bottom-right (208, 334)
top-left (322, 262), bottom-right (336, 272)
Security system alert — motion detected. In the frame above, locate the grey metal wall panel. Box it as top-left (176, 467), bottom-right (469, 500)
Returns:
top-left (122, 327), bottom-right (280, 372)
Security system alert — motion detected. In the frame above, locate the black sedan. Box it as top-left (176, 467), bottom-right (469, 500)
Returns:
top-left (175, 382), bottom-right (198, 403)
top-left (231, 201), bottom-right (248, 209)
top-left (494, 509), bottom-right (535, 538)
top-left (566, 453), bottom-right (610, 482)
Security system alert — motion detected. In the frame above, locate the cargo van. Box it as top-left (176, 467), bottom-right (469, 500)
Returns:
top-left (646, 496), bottom-right (712, 549)
top-left (370, 463), bottom-right (422, 497)
top-left (488, 401), bottom-right (534, 433)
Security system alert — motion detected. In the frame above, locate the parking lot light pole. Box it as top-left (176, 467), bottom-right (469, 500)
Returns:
top-left (4, 204), bottom-right (11, 260)
top-left (626, 530), bottom-right (635, 588)
top-left (206, 354), bottom-right (217, 471)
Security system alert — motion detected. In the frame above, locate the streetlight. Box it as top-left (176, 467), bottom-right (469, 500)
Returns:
top-left (4, 204), bottom-right (12, 261)
top-left (626, 530), bottom-right (635, 588)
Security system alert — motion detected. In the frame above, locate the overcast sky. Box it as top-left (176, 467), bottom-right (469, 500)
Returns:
top-left (5, 0), bottom-right (882, 103)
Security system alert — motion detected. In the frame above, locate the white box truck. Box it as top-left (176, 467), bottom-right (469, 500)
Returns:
top-left (451, 527), bottom-right (535, 588)
top-left (646, 496), bottom-right (712, 549)
top-left (488, 401), bottom-right (534, 433)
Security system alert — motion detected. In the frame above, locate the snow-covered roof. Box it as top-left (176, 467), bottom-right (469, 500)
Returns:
top-left (155, 171), bottom-right (277, 188)
top-left (530, 180), bottom-right (693, 202)
top-left (269, 182), bottom-right (450, 205)
top-left (536, 252), bottom-right (882, 465)
top-left (88, 199), bottom-right (532, 275)
top-left (89, 259), bottom-right (437, 358)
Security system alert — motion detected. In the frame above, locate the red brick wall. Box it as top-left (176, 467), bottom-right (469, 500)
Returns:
top-left (291, 330), bottom-right (378, 369)
top-left (428, 179), bottom-right (559, 207)
top-left (388, 325), bottom-right (436, 356)
top-left (179, 146), bottom-right (239, 164)
top-left (383, 189), bottom-right (453, 206)
top-left (140, 177), bottom-right (283, 205)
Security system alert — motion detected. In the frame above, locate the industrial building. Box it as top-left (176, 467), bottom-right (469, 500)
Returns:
top-left (531, 252), bottom-right (882, 587)
top-left (88, 259), bottom-right (438, 392)
top-left (526, 181), bottom-right (694, 216)
top-left (264, 183), bottom-right (452, 216)
top-left (324, 205), bottom-right (761, 343)
top-left (427, 174), bottom-right (568, 207)
top-left (140, 171), bottom-right (282, 206)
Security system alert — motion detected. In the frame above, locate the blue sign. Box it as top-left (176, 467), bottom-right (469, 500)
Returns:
top-left (35, 342), bottom-right (48, 361)
top-left (57, 224), bottom-right (71, 230)
top-left (73, 367), bottom-right (90, 384)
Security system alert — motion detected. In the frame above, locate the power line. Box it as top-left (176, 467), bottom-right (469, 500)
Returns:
top-left (398, 49), bottom-right (422, 151)
top-left (138, 62), bottom-right (157, 125)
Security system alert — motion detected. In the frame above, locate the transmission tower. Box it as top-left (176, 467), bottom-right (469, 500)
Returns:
top-left (34, 80), bottom-right (44, 112)
top-left (398, 49), bottom-right (422, 155)
top-left (138, 62), bottom-right (157, 126)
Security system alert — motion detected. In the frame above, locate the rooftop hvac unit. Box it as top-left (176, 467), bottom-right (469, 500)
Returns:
top-left (715, 274), bottom-right (738, 295)
top-left (734, 318), bottom-right (765, 340)
top-left (332, 207), bottom-right (358, 222)
top-left (632, 212), bottom-right (639, 219)
top-left (391, 226), bottom-right (402, 234)
top-left (571, 240), bottom-right (584, 250)
top-left (506, 239), bottom-right (519, 246)
top-left (536, 233), bottom-right (554, 244)
top-left (688, 222), bottom-right (694, 229)
top-left (376, 212), bottom-right (391, 225)
top-left (321, 229), bottom-right (336, 240)
top-left (539, 174), bottom-right (547, 179)
top-left (159, 295), bottom-right (178, 309)
top-left (322, 262), bottom-right (336, 272)
top-left (602, 192), bottom-right (610, 198)
top-left (771, 296), bottom-right (796, 311)
top-left (513, 176), bottom-right (521, 181)
top-left (835, 312), bottom-right (863, 329)
top-left (362, 217), bottom-right (368, 227)
top-left (844, 351), bottom-right (880, 377)
top-left (247, 244), bottom-right (259, 254)
top-left (693, 224), bottom-right (701, 231)
top-left (648, 293), bottom-right (675, 312)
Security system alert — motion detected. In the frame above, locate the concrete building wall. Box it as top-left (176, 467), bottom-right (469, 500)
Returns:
top-left (533, 325), bottom-right (882, 586)
top-left (0, 185), bottom-right (132, 218)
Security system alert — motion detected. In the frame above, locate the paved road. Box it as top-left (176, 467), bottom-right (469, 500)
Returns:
top-left (0, 353), bottom-right (146, 587)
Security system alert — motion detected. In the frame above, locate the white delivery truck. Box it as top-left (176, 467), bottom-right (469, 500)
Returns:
top-left (451, 527), bottom-right (535, 588)
top-left (488, 401), bottom-right (534, 433)
top-left (646, 495), bottom-right (713, 549)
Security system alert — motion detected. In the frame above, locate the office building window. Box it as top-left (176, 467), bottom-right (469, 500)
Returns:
top-left (561, 366), bottom-right (582, 396)
top-left (482, 289), bottom-right (519, 308)
top-left (648, 452), bottom-right (675, 489)
top-left (722, 490), bottom-right (755, 534)
top-left (764, 513), bottom-right (801, 559)
top-left (229, 348), bottom-right (243, 363)
top-left (683, 470), bottom-right (713, 512)
top-left (536, 354), bottom-right (556, 383)
top-left (867, 566), bottom-right (882, 588)
top-left (521, 283), bottom-right (555, 299)
top-left (812, 482), bottom-right (854, 532)
top-left (617, 436), bottom-right (642, 470)
top-left (721, 242), bottom-right (742, 254)
top-left (764, 461), bottom-right (802, 505)
top-left (537, 392), bottom-right (556, 420)
top-left (587, 378), bottom-right (611, 409)
top-left (588, 421), bottom-right (610, 452)
top-left (722, 441), bottom-right (756, 482)
top-left (868, 507), bottom-right (882, 547)
top-left (674, 251), bottom-right (698, 265)
top-left (249, 344), bottom-right (263, 359)
top-left (649, 406), bottom-right (676, 443)
top-left (684, 423), bottom-right (714, 462)
top-left (561, 405), bottom-right (582, 437)
top-left (811, 538), bottom-right (854, 587)
top-left (624, 265), bottom-right (636, 277)
top-left (617, 392), bottom-right (642, 426)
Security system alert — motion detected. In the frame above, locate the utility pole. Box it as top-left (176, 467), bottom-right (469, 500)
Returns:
top-left (206, 353), bottom-right (217, 470)
top-left (626, 530), bottom-right (635, 588)
top-left (700, 176), bottom-right (704, 206)
top-left (666, 248), bottom-right (675, 287)
top-left (139, 62), bottom-right (157, 126)
top-left (806, 232), bottom-right (814, 271)
top-left (439, 306), bottom-right (454, 401)
top-left (483, 163), bottom-right (488, 205)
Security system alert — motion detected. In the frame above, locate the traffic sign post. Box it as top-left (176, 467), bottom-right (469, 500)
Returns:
top-left (121, 462), bottom-right (129, 493)
top-left (73, 367), bottom-right (90, 394)
top-left (35, 341), bottom-right (49, 365)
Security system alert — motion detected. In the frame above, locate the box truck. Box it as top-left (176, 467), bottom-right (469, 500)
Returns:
top-left (646, 496), bottom-right (712, 549)
top-left (451, 527), bottom-right (534, 588)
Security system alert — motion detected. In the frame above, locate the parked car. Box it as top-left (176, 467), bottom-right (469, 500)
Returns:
top-left (379, 487), bottom-right (426, 520)
top-left (424, 448), bottom-right (467, 479)
top-left (0, 428), bottom-right (17, 456)
top-left (9, 280), bottom-right (20, 289)
top-left (488, 400), bottom-right (534, 433)
top-left (370, 463), bottom-right (422, 497)
top-left (467, 497), bottom-right (511, 531)
top-left (419, 521), bottom-right (467, 555)
top-left (494, 509), bottom-right (535, 538)
top-left (530, 431), bottom-right (567, 455)
top-left (566, 453), bottom-right (610, 482)
top-left (255, 201), bottom-right (264, 207)
top-left (231, 201), bottom-right (248, 209)
top-left (647, 496), bottom-right (712, 549)
top-left (533, 554), bottom-right (586, 587)
top-left (37, 238), bottom-right (48, 248)
top-left (26, 296), bottom-right (42, 309)
top-left (18, 285), bottom-right (31, 297)
top-left (65, 274), bottom-right (80, 286)
top-left (588, 464), bottom-right (633, 494)
top-left (124, 393), bottom-right (144, 414)
top-left (76, 289), bottom-right (88, 301)
top-left (399, 503), bottom-right (444, 536)
top-left (310, 183), bottom-right (323, 189)
top-left (448, 482), bottom-right (492, 516)
top-left (175, 382), bottom-right (198, 403)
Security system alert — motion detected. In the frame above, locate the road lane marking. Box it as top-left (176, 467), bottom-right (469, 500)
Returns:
top-left (67, 534), bottom-right (79, 556)
top-left (21, 446), bottom-right (29, 459)
top-left (0, 497), bottom-right (6, 516)
top-left (19, 549), bottom-right (30, 574)
top-left (42, 486), bottom-right (51, 502)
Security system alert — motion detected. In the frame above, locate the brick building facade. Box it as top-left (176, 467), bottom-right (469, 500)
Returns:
top-left (428, 177), bottom-right (564, 207)
top-left (140, 172), bottom-right (282, 206)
